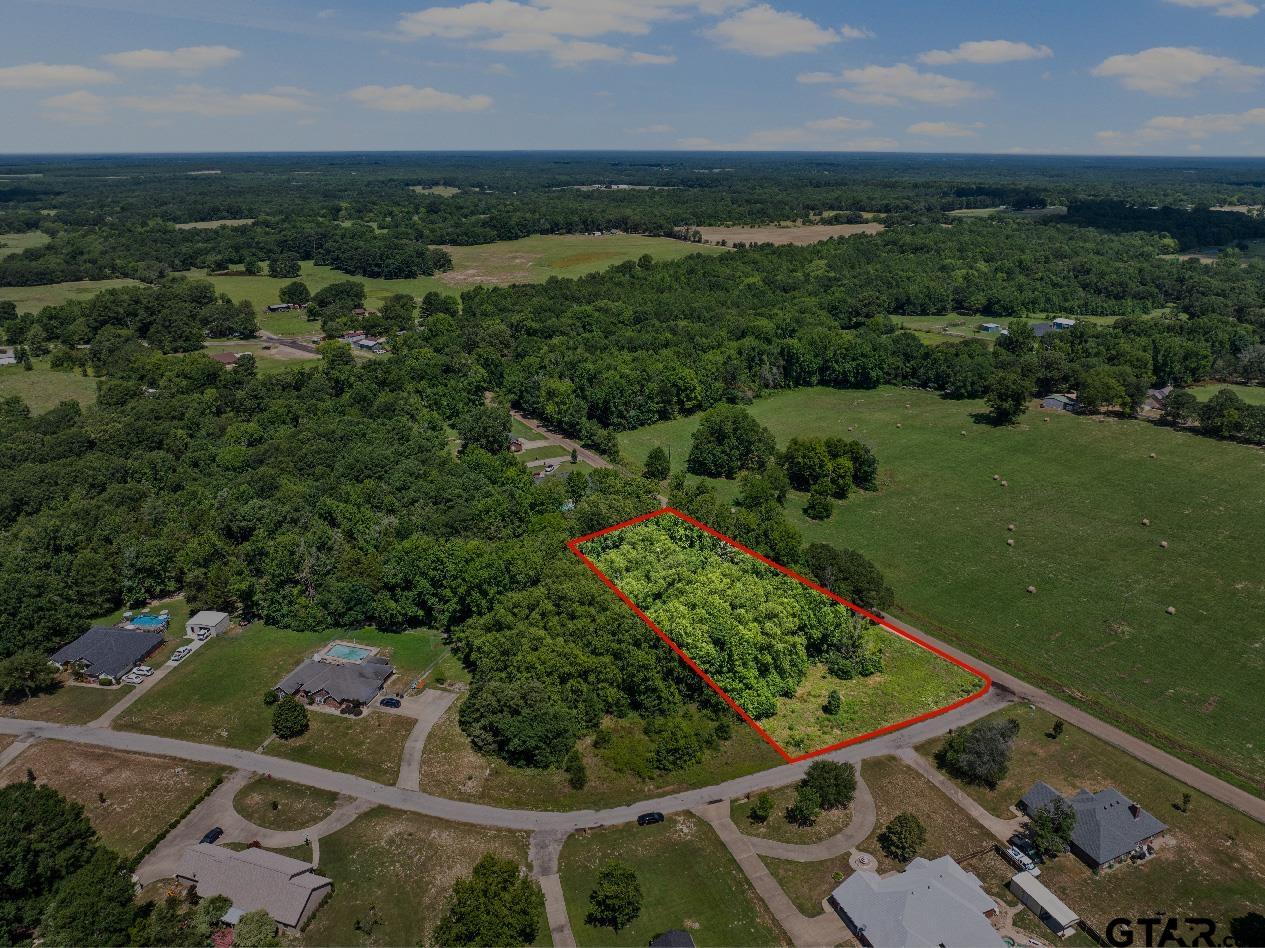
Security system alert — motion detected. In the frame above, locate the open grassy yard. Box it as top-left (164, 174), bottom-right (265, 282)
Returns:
top-left (510, 415), bottom-right (538, 439)
top-left (763, 755), bottom-right (1015, 918)
top-left (267, 710), bottom-right (416, 785)
top-left (730, 782), bottom-right (852, 844)
top-left (1, 681), bottom-right (131, 725)
top-left (618, 387), bottom-right (1265, 790)
top-left (765, 635), bottom-right (981, 756)
top-left (420, 700), bottom-right (782, 811)
top-left (232, 776), bottom-right (343, 831)
top-left (441, 234), bottom-right (726, 286)
top-left (0, 277), bottom-right (142, 313)
top-left (299, 806), bottom-right (538, 947)
top-left (917, 705), bottom-right (1265, 934)
top-left (0, 231), bottom-right (50, 257)
top-left (560, 813), bottom-right (787, 947)
top-left (0, 743), bottom-right (224, 857)
top-left (186, 262), bottom-right (453, 316)
top-left (1188, 382), bottom-right (1265, 405)
top-left (202, 340), bottom-right (319, 374)
top-left (0, 359), bottom-right (99, 412)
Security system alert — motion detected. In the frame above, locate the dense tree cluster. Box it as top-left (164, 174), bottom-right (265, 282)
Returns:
top-left (936, 717), bottom-right (1021, 789)
top-left (432, 853), bottom-right (543, 947)
top-left (1066, 200), bottom-right (1265, 251)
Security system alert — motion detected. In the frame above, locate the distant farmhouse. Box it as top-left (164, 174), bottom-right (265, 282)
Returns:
top-left (275, 656), bottom-right (394, 711)
top-left (1032, 317), bottom-right (1077, 338)
top-left (1019, 782), bottom-right (1166, 870)
top-left (1143, 384), bottom-right (1173, 412)
top-left (1040, 393), bottom-right (1079, 412)
top-left (0, 346), bottom-right (16, 366)
top-left (49, 626), bottom-right (164, 682)
top-left (829, 855), bottom-right (1003, 947)
top-left (176, 844), bottom-right (332, 931)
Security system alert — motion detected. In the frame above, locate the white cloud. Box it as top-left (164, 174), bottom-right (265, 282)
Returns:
top-left (1092, 47), bottom-right (1264, 95)
top-left (704, 4), bottom-right (839, 56)
top-left (40, 90), bottom-right (110, 124)
top-left (118, 85), bottom-right (317, 117)
top-left (815, 64), bottom-right (990, 106)
top-left (628, 123), bottom-right (675, 133)
top-left (907, 120), bottom-right (984, 137)
top-left (1165, 0), bottom-right (1259, 17)
top-left (690, 115), bottom-right (877, 149)
top-left (0, 63), bottom-right (116, 89)
top-left (345, 83), bottom-right (494, 111)
top-left (848, 137), bottom-right (899, 150)
top-left (317, 8), bottom-right (337, 17)
top-left (397, 0), bottom-right (733, 66)
top-left (805, 116), bottom-right (873, 131)
top-left (1100, 107), bottom-right (1265, 148)
top-left (840, 24), bottom-right (874, 39)
top-left (103, 46), bottom-right (242, 71)
top-left (796, 70), bottom-right (838, 85)
top-left (918, 40), bottom-right (1052, 66)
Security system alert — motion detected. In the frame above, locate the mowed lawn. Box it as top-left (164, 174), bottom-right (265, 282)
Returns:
top-left (618, 387), bottom-right (1265, 789)
top-left (0, 230), bottom-right (51, 257)
top-left (0, 277), bottom-right (142, 313)
top-left (299, 806), bottom-right (539, 947)
top-left (559, 813), bottom-right (787, 947)
top-left (1188, 382), bottom-right (1265, 405)
top-left (917, 706), bottom-right (1265, 935)
top-left (232, 776), bottom-right (342, 832)
top-left (0, 743), bottom-right (224, 857)
top-left (0, 359), bottom-right (99, 412)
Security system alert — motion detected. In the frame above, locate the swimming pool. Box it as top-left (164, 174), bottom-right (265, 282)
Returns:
top-left (326, 643), bottom-right (372, 662)
top-left (131, 614), bottom-right (167, 629)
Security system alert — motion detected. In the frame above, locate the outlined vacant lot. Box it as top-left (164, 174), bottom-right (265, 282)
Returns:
top-left (570, 508), bottom-right (989, 762)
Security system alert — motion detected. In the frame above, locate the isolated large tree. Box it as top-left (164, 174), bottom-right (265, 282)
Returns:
top-left (686, 405), bottom-right (776, 478)
top-left (936, 718), bottom-right (1021, 789)
top-left (432, 854), bottom-right (543, 947)
top-left (586, 861), bottom-right (641, 932)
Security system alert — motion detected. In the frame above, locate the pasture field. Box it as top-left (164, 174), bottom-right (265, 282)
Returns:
top-left (232, 776), bottom-right (342, 831)
top-left (299, 806), bottom-right (540, 947)
top-left (440, 234), bottom-right (726, 286)
top-left (187, 262), bottom-right (452, 316)
top-left (0, 743), bottom-right (224, 857)
top-left (0, 277), bottom-right (142, 313)
top-left (0, 358), bottom-right (99, 412)
top-left (559, 813), bottom-right (787, 947)
top-left (172, 218), bottom-right (255, 229)
top-left (918, 706), bottom-right (1265, 935)
top-left (1188, 382), bottom-right (1265, 405)
top-left (408, 185), bottom-right (459, 197)
top-left (0, 231), bottom-right (50, 257)
top-left (420, 700), bottom-right (781, 811)
top-left (694, 223), bottom-right (882, 246)
top-left (618, 387), bottom-right (1265, 790)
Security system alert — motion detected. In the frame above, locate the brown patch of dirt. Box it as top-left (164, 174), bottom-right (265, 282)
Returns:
top-left (696, 223), bottom-right (884, 246)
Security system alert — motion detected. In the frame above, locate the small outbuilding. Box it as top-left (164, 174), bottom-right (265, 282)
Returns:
top-left (186, 610), bottom-right (231, 639)
top-left (980, 323), bottom-right (1002, 334)
top-left (0, 347), bottom-right (16, 366)
top-left (1009, 872), bottom-right (1079, 938)
top-left (1041, 394), bottom-right (1078, 412)
top-left (1143, 385), bottom-right (1173, 412)
top-left (49, 626), bottom-right (164, 682)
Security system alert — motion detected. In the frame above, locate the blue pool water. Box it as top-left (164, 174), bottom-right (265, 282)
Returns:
top-left (327, 643), bottom-right (372, 662)
top-left (131, 614), bottom-right (167, 629)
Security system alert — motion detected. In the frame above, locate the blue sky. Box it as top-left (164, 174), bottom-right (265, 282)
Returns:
top-left (3, 0), bottom-right (1265, 154)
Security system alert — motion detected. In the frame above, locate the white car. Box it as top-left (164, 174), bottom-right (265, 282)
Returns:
top-left (120, 673), bottom-right (144, 685)
top-left (171, 647), bottom-right (191, 662)
top-left (132, 665), bottom-right (153, 676)
top-left (196, 630), bottom-right (210, 641)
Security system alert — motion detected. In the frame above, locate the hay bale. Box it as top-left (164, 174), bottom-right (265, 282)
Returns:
top-left (992, 474), bottom-right (1000, 481)
top-left (896, 423), bottom-right (902, 428)
top-left (1141, 518), bottom-right (1150, 526)
top-left (1166, 606), bottom-right (1176, 615)
top-left (1007, 524), bottom-right (1015, 531)
top-left (960, 430), bottom-right (967, 436)
top-left (1026, 585), bottom-right (1037, 594)
top-left (1160, 540), bottom-right (1169, 549)
top-left (1000, 480), bottom-right (1009, 487)
top-left (1007, 538), bottom-right (1015, 547)
top-left (1149, 452), bottom-right (1156, 459)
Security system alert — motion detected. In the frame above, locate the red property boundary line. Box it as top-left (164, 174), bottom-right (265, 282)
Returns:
top-left (568, 507), bottom-right (992, 764)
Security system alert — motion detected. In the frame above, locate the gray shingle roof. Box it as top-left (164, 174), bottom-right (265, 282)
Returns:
top-left (276, 658), bottom-right (394, 704)
top-left (176, 844), bottom-right (331, 929)
top-left (1020, 782), bottom-right (1166, 866)
top-left (49, 626), bottom-right (164, 679)
top-left (830, 856), bottom-right (1004, 948)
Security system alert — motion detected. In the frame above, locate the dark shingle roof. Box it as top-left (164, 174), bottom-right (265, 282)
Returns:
top-left (1021, 782), bottom-right (1166, 865)
top-left (276, 658), bottom-right (393, 704)
top-left (50, 626), bottom-right (164, 679)
top-left (650, 932), bottom-right (697, 948)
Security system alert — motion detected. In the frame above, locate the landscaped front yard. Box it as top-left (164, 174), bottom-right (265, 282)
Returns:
top-left (560, 814), bottom-right (787, 947)
top-left (730, 782), bottom-right (853, 845)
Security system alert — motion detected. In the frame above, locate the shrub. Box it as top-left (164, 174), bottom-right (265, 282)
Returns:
top-left (262, 689), bottom-right (279, 706)
top-left (801, 760), bottom-right (856, 810)
top-left (271, 695), bottom-right (309, 740)
top-left (878, 812), bottom-right (926, 862)
top-left (823, 690), bottom-right (841, 715)
top-left (786, 785), bottom-right (821, 826)
top-left (564, 749), bottom-right (588, 790)
top-left (935, 718), bottom-right (1020, 788)
top-left (749, 792), bottom-right (774, 824)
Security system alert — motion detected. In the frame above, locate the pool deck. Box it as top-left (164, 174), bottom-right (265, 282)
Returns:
top-left (317, 641), bottom-right (381, 665)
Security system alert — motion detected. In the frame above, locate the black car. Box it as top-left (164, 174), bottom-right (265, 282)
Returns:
top-left (380, 697), bottom-right (402, 709)
top-left (199, 827), bottom-right (224, 845)
top-left (636, 812), bottom-right (665, 826)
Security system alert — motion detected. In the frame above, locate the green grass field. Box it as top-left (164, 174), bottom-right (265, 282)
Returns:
top-left (0, 278), bottom-right (142, 313)
top-left (0, 231), bottom-right (50, 257)
top-left (730, 782), bottom-right (853, 845)
top-left (187, 263), bottom-right (452, 318)
top-left (917, 706), bottom-right (1265, 934)
top-left (1188, 382), bottom-right (1265, 405)
top-left (0, 681), bottom-right (131, 725)
top-left (232, 776), bottom-right (342, 831)
top-left (299, 806), bottom-right (539, 947)
top-left (559, 813), bottom-right (786, 947)
top-left (0, 358), bottom-right (99, 412)
top-left (266, 711), bottom-right (416, 785)
top-left (618, 387), bottom-right (1265, 790)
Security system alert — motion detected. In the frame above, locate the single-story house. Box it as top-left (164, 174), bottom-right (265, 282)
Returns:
top-left (353, 336), bottom-right (386, 353)
top-left (1052, 317), bottom-right (1077, 331)
top-left (1019, 782), bottom-right (1167, 870)
top-left (186, 610), bottom-right (231, 639)
top-left (1009, 871), bottom-right (1079, 938)
top-left (509, 437), bottom-right (524, 453)
top-left (1143, 384), bottom-right (1173, 411)
top-left (1041, 393), bottom-right (1078, 412)
top-left (49, 626), bottom-right (165, 682)
top-left (208, 352), bottom-right (239, 367)
top-left (0, 347), bottom-right (16, 367)
top-left (275, 656), bottom-right (394, 710)
top-left (176, 844), bottom-right (332, 931)
top-left (649, 931), bottom-right (697, 948)
top-left (1033, 317), bottom-right (1077, 338)
top-left (829, 855), bottom-right (1003, 947)
top-left (981, 323), bottom-right (1003, 334)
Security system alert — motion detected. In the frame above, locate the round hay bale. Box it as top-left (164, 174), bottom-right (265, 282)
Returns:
top-left (1149, 452), bottom-right (1156, 459)
top-left (1026, 585), bottom-right (1037, 594)
top-left (1160, 540), bottom-right (1168, 549)
top-left (1001, 480), bottom-right (1009, 487)
top-left (896, 423), bottom-right (902, 428)
top-left (992, 474), bottom-right (1000, 481)
top-left (1007, 538), bottom-right (1015, 547)
top-left (1166, 606), bottom-right (1176, 615)
top-left (1141, 518), bottom-right (1150, 526)
top-left (960, 430), bottom-right (967, 436)
top-left (1007, 524), bottom-right (1015, 531)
